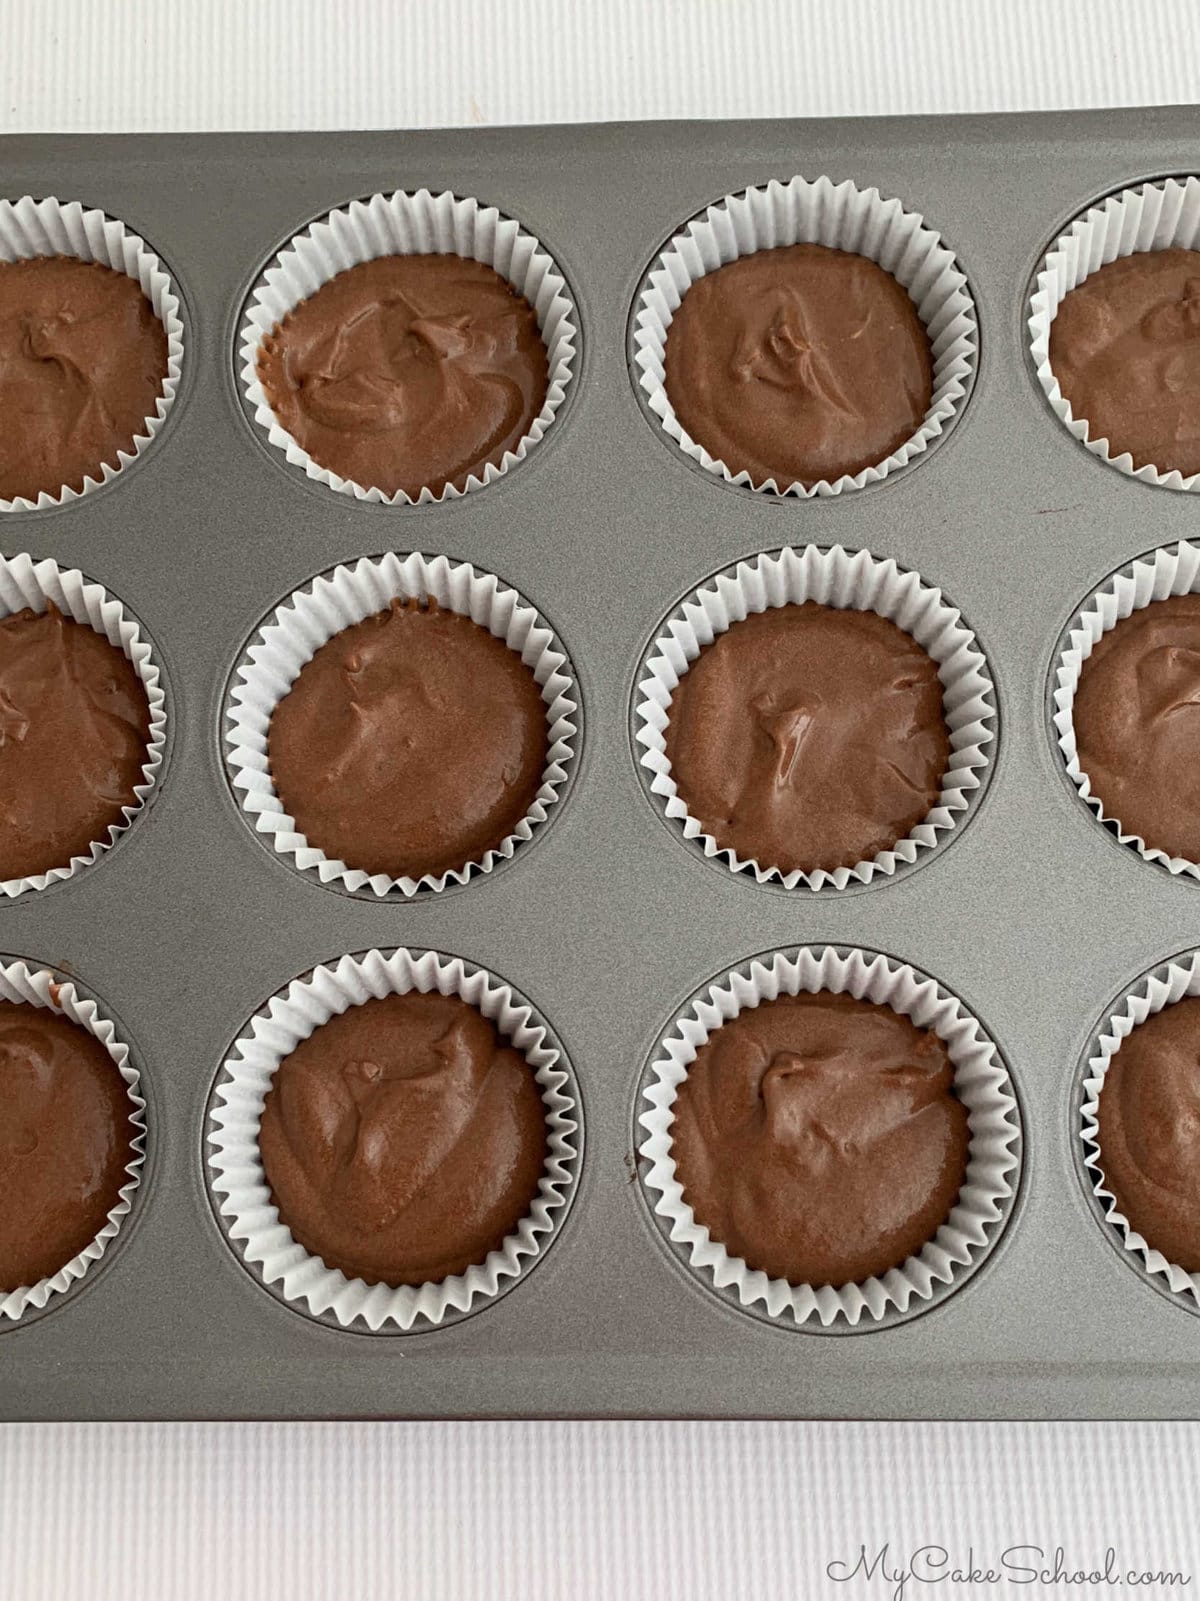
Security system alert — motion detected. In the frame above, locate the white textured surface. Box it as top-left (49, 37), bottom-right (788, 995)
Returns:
top-left (3, 1422), bottom-right (1200, 1600)
top-left (0, 0), bottom-right (1198, 130)
top-left (5, 1), bottom-right (1200, 1592)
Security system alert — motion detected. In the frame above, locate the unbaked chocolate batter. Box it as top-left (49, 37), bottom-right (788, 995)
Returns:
top-left (0, 256), bottom-right (168, 502)
top-left (670, 991), bottom-right (969, 1287)
top-left (1073, 594), bottom-right (1200, 862)
top-left (663, 243), bottom-right (932, 487)
top-left (268, 598), bottom-right (548, 881)
top-left (256, 254), bottom-right (549, 498)
top-left (664, 602), bottom-right (950, 875)
top-left (259, 991), bottom-right (548, 1286)
top-left (0, 1001), bottom-right (133, 1290)
top-left (1096, 995), bottom-right (1200, 1271)
top-left (1050, 248), bottom-right (1200, 477)
top-left (0, 605), bottom-right (152, 882)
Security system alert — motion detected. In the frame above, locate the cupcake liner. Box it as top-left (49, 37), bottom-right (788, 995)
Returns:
top-left (1052, 539), bottom-right (1200, 878)
top-left (239, 189), bottom-right (578, 505)
top-left (634, 544), bottom-right (996, 891)
top-left (1079, 949), bottom-right (1200, 1311)
top-left (224, 551), bottom-right (579, 898)
top-left (0, 196), bottom-right (184, 512)
top-left (206, 947), bottom-right (581, 1333)
top-left (631, 175), bottom-right (978, 497)
top-left (0, 551), bottom-right (168, 899)
top-left (1030, 176), bottom-right (1200, 490)
top-left (0, 959), bottom-right (147, 1324)
top-left (638, 945), bottom-right (1021, 1330)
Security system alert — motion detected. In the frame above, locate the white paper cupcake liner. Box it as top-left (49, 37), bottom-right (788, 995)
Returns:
top-left (0, 959), bottom-right (147, 1323)
top-left (634, 544), bottom-right (996, 891)
top-left (239, 189), bottom-right (578, 505)
top-left (1079, 949), bottom-right (1200, 1311)
top-left (631, 175), bottom-right (977, 497)
top-left (0, 196), bottom-right (184, 512)
top-left (0, 551), bottom-right (168, 899)
top-left (225, 551), bottom-right (579, 897)
top-left (1052, 539), bottom-right (1200, 878)
top-left (206, 948), bottom-right (581, 1333)
top-left (638, 946), bottom-right (1021, 1330)
top-left (1030, 176), bottom-right (1200, 490)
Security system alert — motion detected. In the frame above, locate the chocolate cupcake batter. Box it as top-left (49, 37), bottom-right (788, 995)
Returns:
top-left (256, 254), bottom-right (549, 498)
top-left (268, 598), bottom-right (548, 881)
top-left (671, 991), bottom-right (969, 1287)
top-left (0, 605), bottom-right (152, 882)
top-left (663, 243), bottom-right (933, 488)
top-left (664, 603), bottom-right (950, 876)
top-left (1096, 995), bottom-right (1200, 1271)
top-left (0, 256), bottom-right (168, 502)
top-left (0, 1002), bottom-right (133, 1291)
top-left (259, 991), bottom-right (548, 1286)
top-left (1073, 594), bottom-right (1200, 862)
top-left (1049, 249), bottom-right (1200, 477)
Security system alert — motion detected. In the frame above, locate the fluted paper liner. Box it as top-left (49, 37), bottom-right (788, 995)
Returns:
top-left (638, 946), bottom-right (1021, 1329)
top-left (0, 552), bottom-right (168, 899)
top-left (1053, 540), bottom-right (1200, 877)
top-left (1080, 950), bottom-right (1200, 1310)
top-left (1030, 176), bottom-right (1200, 490)
top-left (0, 960), bottom-right (146, 1323)
top-left (0, 196), bottom-right (184, 512)
top-left (239, 189), bottom-right (578, 505)
top-left (632, 175), bottom-right (977, 496)
top-left (225, 552), bottom-right (579, 897)
top-left (206, 948), bottom-right (581, 1332)
top-left (635, 544), bottom-right (996, 890)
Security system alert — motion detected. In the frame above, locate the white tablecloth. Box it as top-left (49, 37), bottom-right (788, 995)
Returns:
top-left (2, 0), bottom-right (1197, 130)
top-left (4, 1420), bottom-right (1200, 1600)
top-left (3, 4), bottom-right (1200, 1596)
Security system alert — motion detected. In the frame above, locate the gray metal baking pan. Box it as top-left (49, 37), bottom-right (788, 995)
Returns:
top-left (2, 106), bottom-right (1200, 1420)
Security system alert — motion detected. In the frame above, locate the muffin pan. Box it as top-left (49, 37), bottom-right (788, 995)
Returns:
top-left (4, 107), bottom-right (1200, 1419)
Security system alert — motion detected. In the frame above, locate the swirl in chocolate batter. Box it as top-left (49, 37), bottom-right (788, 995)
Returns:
top-left (670, 992), bottom-right (969, 1287)
top-left (256, 255), bottom-right (549, 498)
top-left (259, 991), bottom-right (549, 1286)
top-left (663, 244), bottom-right (933, 488)
top-left (0, 256), bottom-right (168, 502)
top-left (1050, 248), bottom-right (1200, 477)
top-left (1096, 995), bottom-right (1200, 1272)
top-left (0, 606), bottom-right (152, 882)
top-left (267, 598), bottom-right (548, 881)
top-left (0, 1002), bottom-right (133, 1290)
top-left (664, 603), bottom-right (950, 876)
top-left (1072, 594), bottom-right (1200, 863)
